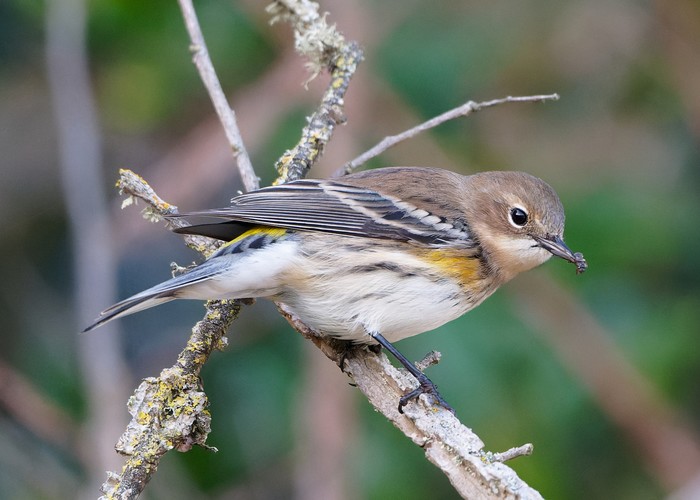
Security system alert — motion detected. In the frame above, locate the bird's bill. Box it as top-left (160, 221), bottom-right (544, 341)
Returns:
top-left (534, 234), bottom-right (588, 274)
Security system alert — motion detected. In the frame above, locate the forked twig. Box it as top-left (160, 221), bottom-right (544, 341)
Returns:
top-left (336, 94), bottom-right (559, 177)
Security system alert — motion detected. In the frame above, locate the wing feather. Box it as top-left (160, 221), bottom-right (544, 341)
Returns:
top-left (169, 176), bottom-right (475, 247)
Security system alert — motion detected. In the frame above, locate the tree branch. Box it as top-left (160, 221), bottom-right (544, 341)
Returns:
top-left (336, 94), bottom-right (560, 177)
top-left (277, 304), bottom-right (543, 499)
top-left (100, 172), bottom-right (240, 499)
top-left (267, 0), bottom-right (364, 183)
top-left (177, 0), bottom-right (258, 192)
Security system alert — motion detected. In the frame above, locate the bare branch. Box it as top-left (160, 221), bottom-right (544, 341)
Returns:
top-left (336, 93), bottom-right (560, 177)
top-left (484, 443), bottom-right (536, 463)
top-left (345, 349), bottom-right (541, 498)
top-left (177, 0), bottom-right (259, 192)
top-left (415, 350), bottom-right (442, 372)
top-left (276, 304), bottom-right (544, 499)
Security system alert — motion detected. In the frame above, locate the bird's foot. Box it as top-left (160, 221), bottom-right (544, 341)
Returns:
top-left (398, 373), bottom-right (455, 415)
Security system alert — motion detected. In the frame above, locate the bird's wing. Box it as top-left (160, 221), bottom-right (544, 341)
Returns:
top-left (169, 178), bottom-right (474, 246)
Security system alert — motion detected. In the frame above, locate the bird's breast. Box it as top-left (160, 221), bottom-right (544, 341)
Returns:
top-left (276, 235), bottom-right (498, 343)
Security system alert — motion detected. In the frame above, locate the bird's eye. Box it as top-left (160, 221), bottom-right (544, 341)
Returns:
top-left (509, 207), bottom-right (528, 227)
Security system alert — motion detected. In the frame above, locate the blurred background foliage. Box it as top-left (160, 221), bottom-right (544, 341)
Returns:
top-left (1, 0), bottom-right (699, 498)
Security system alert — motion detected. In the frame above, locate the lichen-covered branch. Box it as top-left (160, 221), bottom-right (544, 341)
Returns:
top-left (100, 172), bottom-right (241, 499)
top-left (267, 0), bottom-right (364, 183)
top-left (116, 169), bottom-right (215, 256)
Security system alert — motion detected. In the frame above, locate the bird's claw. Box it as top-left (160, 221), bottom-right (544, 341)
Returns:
top-left (398, 379), bottom-right (455, 415)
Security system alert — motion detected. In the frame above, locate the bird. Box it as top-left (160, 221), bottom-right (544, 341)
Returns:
top-left (84, 166), bottom-right (587, 412)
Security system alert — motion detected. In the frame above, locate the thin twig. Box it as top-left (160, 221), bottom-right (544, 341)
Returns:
top-left (177, 0), bottom-right (259, 192)
top-left (415, 350), bottom-right (442, 372)
top-left (483, 443), bottom-right (535, 463)
top-left (116, 169), bottom-right (216, 255)
top-left (336, 94), bottom-right (560, 177)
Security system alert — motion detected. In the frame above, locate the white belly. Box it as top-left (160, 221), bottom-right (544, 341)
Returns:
top-left (276, 239), bottom-right (474, 343)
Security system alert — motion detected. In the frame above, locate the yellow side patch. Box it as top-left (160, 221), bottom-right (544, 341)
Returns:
top-left (422, 248), bottom-right (483, 290)
top-left (219, 227), bottom-right (288, 250)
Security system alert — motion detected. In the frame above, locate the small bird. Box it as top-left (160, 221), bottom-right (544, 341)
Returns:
top-left (85, 167), bottom-right (586, 412)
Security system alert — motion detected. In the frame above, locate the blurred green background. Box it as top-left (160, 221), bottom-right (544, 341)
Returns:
top-left (2, 0), bottom-right (699, 498)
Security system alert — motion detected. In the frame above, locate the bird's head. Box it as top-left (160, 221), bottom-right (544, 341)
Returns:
top-left (463, 171), bottom-right (587, 281)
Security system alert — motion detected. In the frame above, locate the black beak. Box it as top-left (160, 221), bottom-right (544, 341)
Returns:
top-left (534, 234), bottom-right (587, 274)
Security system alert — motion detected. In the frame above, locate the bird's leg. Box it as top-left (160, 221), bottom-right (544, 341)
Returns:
top-left (369, 331), bottom-right (455, 414)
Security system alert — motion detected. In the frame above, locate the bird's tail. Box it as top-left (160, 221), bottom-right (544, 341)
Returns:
top-left (83, 225), bottom-right (295, 333)
top-left (82, 261), bottom-right (222, 333)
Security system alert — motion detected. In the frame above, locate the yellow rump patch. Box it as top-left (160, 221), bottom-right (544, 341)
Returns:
top-left (219, 227), bottom-right (288, 250)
